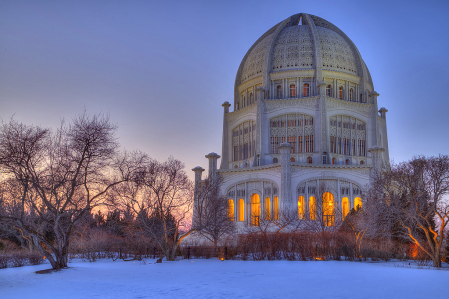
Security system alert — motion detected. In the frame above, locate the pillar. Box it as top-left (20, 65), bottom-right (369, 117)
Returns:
top-left (279, 142), bottom-right (293, 208)
top-left (192, 166), bottom-right (205, 226)
top-left (370, 91), bottom-right (380, 148)
top-left (318, 82), bottom-right (328, 155)
top-left (253, 87), bottom-right (265, 166)
top-left (368, 146), bottom-right (385, 180)
top-left (379, 107), bottom-right (388, 119)
top-left (220, 102), bottom-right (231, 169)
top-left (379, 107), bottom-right (390, 164)
top-left (205, 152), bottom-right (221, 180)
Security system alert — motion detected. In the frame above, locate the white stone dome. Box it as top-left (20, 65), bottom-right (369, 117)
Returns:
top-left (235, 13), bottom-right (373, 102)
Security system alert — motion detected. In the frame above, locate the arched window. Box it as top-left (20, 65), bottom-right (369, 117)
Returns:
top-left (298, 196), bottom-right (305, 219)
top-left (345, 159), bottom-right (350, 165)
top-left (339, 86), bottom-right (343, 100)
top-left (309, 196), bottom-right (316, 220)
top-left (360, 93), bottom-right (363, 102)
top-left (349, 88), bottom-right (354, 101)
top-left (264, 197), bottom-right (271, 220)
top-left (326, 84), bottom-right (331, 97)
top-left (228, 199), bottom-right (235, 221)
top-left (273, 196), bottom-right (279, 220)
top-left (273, 158), bottom-right (278, 164)
top-left (354, 197), bottom-right (362, 210)
top-left (250, 194), bottom-right (260, 226)
top-left (238, 199), bottom-right (244, 221)
top-left (276, 85), bottom-right (282, 99)
top-left (303, 83), bottom-right (310, 97)
top-left (243, 96), bottom-right (246, 107)
top-left (250, 93), bottom-right (254, 104)
top-left (290, 84), bottom-right (296, 98)
top-left (323, 192), bottom-right (334, 226)
top-left (342, 197), bottom-right (349, 219)
top-left (307, 156), bottom-right (312, 164)
top-left (290, 157), bottom-right (295, 162)
top-left (332, 157), bottom-right (335, 165)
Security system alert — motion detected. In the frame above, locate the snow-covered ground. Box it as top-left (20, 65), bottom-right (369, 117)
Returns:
top-left (1, 258), bottom-right (448, 298)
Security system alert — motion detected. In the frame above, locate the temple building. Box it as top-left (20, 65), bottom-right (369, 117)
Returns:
top-left (193, 13), bottom-right (389, 230)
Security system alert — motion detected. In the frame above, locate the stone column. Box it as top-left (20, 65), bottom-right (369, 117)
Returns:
top-left (234, 185), bottom-right (237, 221)
top-left (296, 77), bottom-right (299, 97)
top-left (337, 179), bottom-right (341, 219)
top-left (192, 166), bottom-right (205, 226)
top-left (305, 181), bottom-right (309, 216)
top-left (334, 79), bottom-right (338, 98)
top-left (379, 107), bottom-right (388, 119)
top-left (205, 152), bottom-right (220, 180)
top-left (368, 146), bottom-right (385, 179)
top-left (379, 107), bottom-right (389, 164)
top-left (345, 81), bottom-right (349, 100)
top-left (278, 142), bottom-right (293, 209)
top-left (283, 78), bottom-right (286, 98)
top-left (220, 102), bottom-right (231, 169)
top-left (245, 182), bottom-right (249, 225)
top-left (349, 182), bottom-right (353, 210)
top-left (370, 91), bottom-right (380, 148)
top-left (302, 114), bottom-right (305, 154)
top-left (253, 87), bottom-right (265, 167)
top-left (318, 82), bottom-right (328, 155)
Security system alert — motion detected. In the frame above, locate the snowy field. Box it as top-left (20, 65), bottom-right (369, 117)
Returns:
top-left (1, 258), bottom-right (448, 299)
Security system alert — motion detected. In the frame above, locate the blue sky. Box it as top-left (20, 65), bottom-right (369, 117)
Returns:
top-left (1, 0), bottom-right (448, 178)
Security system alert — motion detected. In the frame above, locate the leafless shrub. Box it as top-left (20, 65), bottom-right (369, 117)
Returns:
top-left (416, 259), bottom-right (432, 268)
top-left (0, 254), bottom-right (8, 268)
top-left (180, 246), bottom-right (215, 259)
top-left (10, 252), bottom-right (27, 267)
top-left (28, 252), bottom-right (45, 265)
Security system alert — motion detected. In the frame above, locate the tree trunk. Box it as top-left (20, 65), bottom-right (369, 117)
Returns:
top-left (167, 245), bottom-right (177, 261)
top-left (432, 256), bottom-right (441, 268)
top-left (432, 249), bottom-right (441, 268)
top-left (33, 236), bottom-right (69, 270)
top-left (53, 252), bottom-right (68, 269)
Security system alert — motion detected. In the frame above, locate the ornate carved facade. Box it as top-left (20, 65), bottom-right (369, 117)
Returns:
top-left (193, 13), bottom-right (389, 232)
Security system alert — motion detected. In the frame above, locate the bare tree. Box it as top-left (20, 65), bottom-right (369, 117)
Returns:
top-left (341, 207), bottom-right (370, 257)
top-left (116, 157), bottom-right (195, 261)
top-left (0, 114), bottom-right (144, 269)
top-left (195, 176), bottom-right (236, 249)
top-left (367, 155), bottom-right (449, 267)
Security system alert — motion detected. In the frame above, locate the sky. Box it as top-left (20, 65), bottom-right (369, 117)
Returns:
top-left (1, 0), bottom-right (449, 180)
